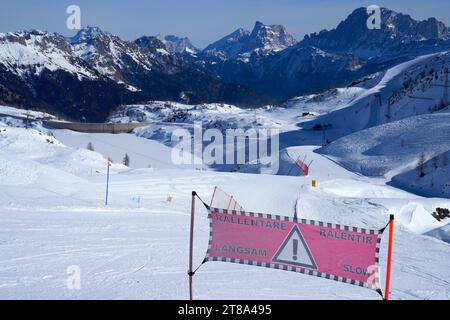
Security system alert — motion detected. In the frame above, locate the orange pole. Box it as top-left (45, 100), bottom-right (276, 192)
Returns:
top-left (384, 214), bottom-right (394, 300)
top-left (188, 191), bottom-right (196, 300)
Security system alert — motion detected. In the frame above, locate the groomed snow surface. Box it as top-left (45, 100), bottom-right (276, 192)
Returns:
top-left (0, 120), bottom-right (449, 300)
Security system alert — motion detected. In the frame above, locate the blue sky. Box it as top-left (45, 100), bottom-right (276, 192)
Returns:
top-left (1, 0), bottom-right (449, 48)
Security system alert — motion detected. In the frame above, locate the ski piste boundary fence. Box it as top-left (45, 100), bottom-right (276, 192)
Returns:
top-left (286, 154), bottom-right (311, 176)
top-left (188, 190), bottom-right (395, 300)
top-left (296, 159), bottom-right (309, 176)
top-left (210, 186), bottom-right (244, 211)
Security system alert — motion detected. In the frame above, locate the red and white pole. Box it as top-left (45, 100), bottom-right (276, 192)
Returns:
top-left (188, 191), bottom-right (196, 300)
top-left (210, 186), bottom-right (217, 207)
top-left (384, 214), bottom-right (394, 300)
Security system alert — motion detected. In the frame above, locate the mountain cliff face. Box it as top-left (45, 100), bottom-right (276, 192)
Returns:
top-left (302, 8), bottom-right (450, 57)
top-left (203, 21), bottom-right (297, 61)
top-left (158, 35), bottom-right (199, 55)
top-left (0, 7), bottom-right (449, 120)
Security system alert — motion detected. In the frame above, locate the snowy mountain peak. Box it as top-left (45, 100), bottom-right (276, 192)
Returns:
top-left (249, 21), bottom-right (297, 52)
top-left (203, 22), bottom-right (296, 60)
top-left (416, 17), bottom-right (449, 40)
top-left (0, 28), bottom-right (96, 80)
top-left (203, 28), bottom-right (250, 58)
top-left (70, 26), bottom-right (109, 44)
top-left (134, 35), bottom-right (166, 51)
top-left (301, 7), bottom-right (450, 58)
top-left (378, 7), bottom-right (449, 40)
top-left (0, 29), bottom-right (67, 45)
top-left (158, 35), bottom-right (199, 55)
top-left (69, 26), bottom-right (147, 85)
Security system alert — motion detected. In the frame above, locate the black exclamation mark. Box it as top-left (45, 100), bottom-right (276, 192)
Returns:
top-left (293, 239), bottom-right (298, 261)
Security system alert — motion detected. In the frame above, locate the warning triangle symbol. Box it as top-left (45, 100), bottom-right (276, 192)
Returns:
top-left (272, 225), bottom-right (317, 269)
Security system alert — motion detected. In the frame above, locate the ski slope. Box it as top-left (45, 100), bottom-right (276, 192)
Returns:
top-left (0, 122), bottom-right (449, 300)
top-left (52, 129), bottom-right (191, 171)
top-left (318, 113), bottom-right (450, 198)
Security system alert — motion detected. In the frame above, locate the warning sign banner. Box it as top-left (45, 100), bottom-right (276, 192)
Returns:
top-left (205, 207), bottom-right (382, 291)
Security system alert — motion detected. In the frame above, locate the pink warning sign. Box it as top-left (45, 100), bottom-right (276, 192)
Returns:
top-left (206, 208), bottom-right (382, 291)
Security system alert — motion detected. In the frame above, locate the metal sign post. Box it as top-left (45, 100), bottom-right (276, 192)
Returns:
top-left (188, 191), bottom-right (196, 300)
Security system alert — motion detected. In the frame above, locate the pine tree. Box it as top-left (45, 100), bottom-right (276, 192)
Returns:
top-left (432, 156), bottom-right (438, 169)
top-left (418, 153), bottom-right (426, 178)
top-left (123, 153), bottom-right (130, 167)
top-left (87, 142), bottom-right (95, 151)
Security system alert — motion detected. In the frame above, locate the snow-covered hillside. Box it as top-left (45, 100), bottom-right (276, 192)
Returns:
top-left (1, 48), bottom-right (450, 299)
top-left (52, 129), bottom-right (197, 171)
top-left (303, 52), bottom-right (450, 136)
top-left (110, 101), bottom-right (285, 129)
top-left (275, 52), bottom-right (450, 198)
top-left (108, 84), bottom-right (370, 135)
top-left (112, 51), bottom-right (450, 138)
top-left (318, 113), bottom-right (450, 197)
top-left (391, 149), bottom-right (450, 198)
top-left (1, 104), bottom-right (450, 299)
top-left (0, 105), bottom-right (55, 119)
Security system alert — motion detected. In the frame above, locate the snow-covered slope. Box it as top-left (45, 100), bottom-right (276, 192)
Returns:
top-left (307, 52), bottom-right (450, 198)
top-left (52, 129), bottom-right (197, 171)
top-left (426, 224), bottom-right (450, 243)
top-left (0, 124), bottom-right (125, 208)
top-left (0, 121), bottom-right (449, 299)
top-left (281, 86), bottom-right (369, 115)
top-left (304, 52), bottom-right (450, 136)
top-left (318, 113), bottom-right (450, 198)
top-left (391, 149), bottom-right (450, 198)
top-left (0, 105), bottom-right (55, 120)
